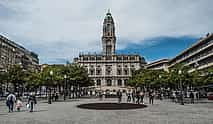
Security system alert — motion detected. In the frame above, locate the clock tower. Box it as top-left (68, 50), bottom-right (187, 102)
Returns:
top-left (102, 9), bottom-right (116, 55)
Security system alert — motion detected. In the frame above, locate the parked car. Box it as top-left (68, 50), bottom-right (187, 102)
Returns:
top-left (207, 92), bottom-right (213, 100)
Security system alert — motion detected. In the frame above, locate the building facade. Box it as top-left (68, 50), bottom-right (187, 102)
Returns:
top-left (147, 33), bottom-right (213, 72)
top-left (145, 59), bottom-right (169, 71)
top-left (169, 33), bottom-right (213, 72)
top-left (0, 35), bottom-right (39, 72)
top-left (74, 11), bottom-right (146, 91)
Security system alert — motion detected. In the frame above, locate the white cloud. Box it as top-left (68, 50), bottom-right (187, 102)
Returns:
top-left (0, 0), bottom-right (212, 64)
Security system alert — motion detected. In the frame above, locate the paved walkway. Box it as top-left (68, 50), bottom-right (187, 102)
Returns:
top-left (0, 97), bottom-right (213, 124)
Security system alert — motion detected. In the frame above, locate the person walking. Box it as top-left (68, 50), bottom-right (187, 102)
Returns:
top-left (28, 93), bottom-right (37, 112)
top-left (140, 91), bottom-right (144, 104)
top-left (136, 91), bottom-right (140, 104)
top-left (189, 91), bottom-right (194, 104)
top-left (149, 90), bottom-right (154, 105)
top-left (126, 90), bottom-right (131, 103)
top-left (117, 90), bottom-right (122, 103)
top-left (196, 91), bottom-right (200, 101)
top-left (6, 92), bottom-right (16, 112)
top-left (131, 90), bottom-right (136, 103)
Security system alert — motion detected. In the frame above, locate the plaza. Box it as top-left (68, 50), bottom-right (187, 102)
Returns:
top-left (0, 97), bottom-right (213, 124)
top-left (0, 1), bottom-right (213, 124)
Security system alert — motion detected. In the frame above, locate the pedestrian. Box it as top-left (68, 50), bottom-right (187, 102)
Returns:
top-left (196, 91), bottom-right (200, 101)
top-left (149, 90), bottom-right (154, 105)
top-left (28, 93), bottom-right (37, 112)
top-left (132, 90), bottom-right (136, 103)
top-left (140, 91), bottom-right (144, 104)
top-left (171, 91), bottom-right (176, 102)
top-left (175, 91), bottom-right (179, 103)
top-left (117, 90), bottom-right (122, 103)
top-left (189, 91), bottom-right (194, 104)
top-left (16, 98), bottom-right (23, 111)
top-left (126, 90), bottom-right (131, 102)
top-left (6, 92), bottom-right (16, 112)
top-left (136, 91), bottom-right (140, 104)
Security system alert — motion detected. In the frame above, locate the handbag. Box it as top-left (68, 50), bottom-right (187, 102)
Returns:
top-left (26, 103), bottom-right (30, 109)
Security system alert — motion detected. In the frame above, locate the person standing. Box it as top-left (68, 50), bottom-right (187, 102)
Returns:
top-left (117, 90), bottom-right (122, 103)
top-left (28, 93), bottom-right (37, 112)
top-left (6, 92), bottom-right (16, 112)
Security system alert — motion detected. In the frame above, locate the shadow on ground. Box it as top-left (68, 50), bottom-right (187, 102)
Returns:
top-left (77, 103), bottom-right (147, 110)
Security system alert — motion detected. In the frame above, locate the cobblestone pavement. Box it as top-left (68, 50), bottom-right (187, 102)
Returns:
top-left (0, 97), bottom-right (213, 124)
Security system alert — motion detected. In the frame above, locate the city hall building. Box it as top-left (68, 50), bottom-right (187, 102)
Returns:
top-left (74, 11), bottom-right (146, 91)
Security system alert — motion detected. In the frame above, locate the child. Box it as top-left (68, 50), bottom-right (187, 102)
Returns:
top-left (16, 98), bottom-right (23, 111)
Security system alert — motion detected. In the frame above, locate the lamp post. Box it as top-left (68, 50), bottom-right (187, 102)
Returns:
top-left (48, 70), bottom-right (53, 104)
top-left (178, 70), bottom-right (184, 105)
top-left (64, 74), bottom-right (67, 101)
top-left (159, 75), bottom-right (162, 87)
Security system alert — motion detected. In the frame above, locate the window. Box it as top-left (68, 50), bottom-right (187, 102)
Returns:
top-left (106, 79), bottom-right (112, 86)
top-left (106, 56), bottom-right (112, 60)
top-left (97, 79), bottom-right (101, 86)
top-left (106, 66), bottom-right (112, 75)
top-left (96, 69), bottom-right (101, 75)
top-left (118, 79), bottom-right (122, 86)
top-left (83, 57), bottom-right (88, 60)
top-left (97, 56), bottom-right (102, 60)
top-left (106, 46), bottom-right (112, 54)
top-left (130, 56), bottom-right (135, 60)
top-left (117, 69), bottom-right (121, 75)
top-left (117, 56), bottom-right (122, 60)
top-left (90, 70), bottom-right (94, 75)
top-left (90, 57), bottom-right (95, 60)
top-left (124, 69), bottom-right (128, 75)
top-left (124, 79), bottom-right (128, 86)
top-left (131, 69), bottom-right (135, 74)
top-left (124, 56), bottom-right (128, 60)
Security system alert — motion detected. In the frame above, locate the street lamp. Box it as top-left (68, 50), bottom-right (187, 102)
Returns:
top-left (48, 70), bottom-right (53, 104)
top-left (178, 70), bottom-right (184, 105)
top-left (64, 74), bottom-right (67, 100)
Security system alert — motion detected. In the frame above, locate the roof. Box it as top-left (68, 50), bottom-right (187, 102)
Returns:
top-left (147, 59), bottom-right (170, 67)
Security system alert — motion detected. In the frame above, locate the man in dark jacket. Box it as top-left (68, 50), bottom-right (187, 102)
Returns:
top-left (117, 90), bottom-right (122, 103)
top-left (6, 92), bottom-right (16, 112)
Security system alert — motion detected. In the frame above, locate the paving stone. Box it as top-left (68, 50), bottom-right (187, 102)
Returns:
top-left (0, 98), bottom-right (213, 124)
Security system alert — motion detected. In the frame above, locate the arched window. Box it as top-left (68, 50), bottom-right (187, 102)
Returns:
top-left (118, 79), bottom-right (122, 86)
top-left (97, 79), bottom-right (101, 86)
top-left (124, 79), bottom-right (128, 86)
top-left (106, 79), bottom-right (112, 86)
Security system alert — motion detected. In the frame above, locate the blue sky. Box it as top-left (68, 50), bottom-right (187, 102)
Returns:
top-left (117, 36), bottom-right (199, 62)
top-left (0, 0), bottom-right (212, 64)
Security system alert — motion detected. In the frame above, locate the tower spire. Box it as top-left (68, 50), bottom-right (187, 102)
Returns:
top-left (108, 9), bottom-right (110, 14)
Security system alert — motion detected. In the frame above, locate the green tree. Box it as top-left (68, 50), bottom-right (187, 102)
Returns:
top-left (203, 67), bottom-right (213, 85)
top-left (7, 64), bottom-right (25, 95)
